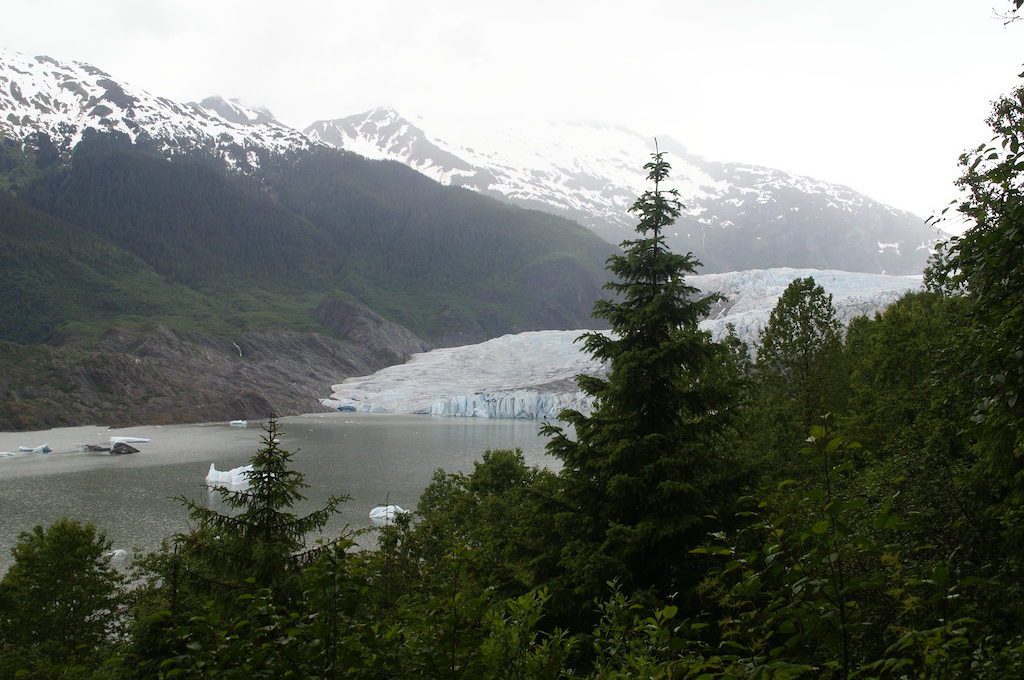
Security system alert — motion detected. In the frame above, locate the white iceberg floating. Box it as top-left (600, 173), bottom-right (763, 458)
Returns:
top-left (369, 505), bottom-right (408, 527)
top-left (229, 420), bottom-right (248, 428)
top-left (18, 444), bottom-right (52, 453)
top-left (110, 436), bottom-right (150, 445)
top-left (0, 451), bottom-right (16, 458)
top-left (205, 463), bottom-right (254, 489)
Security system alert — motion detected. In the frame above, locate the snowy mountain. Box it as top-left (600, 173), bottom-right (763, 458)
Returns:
top-left (306, 108), bottom-right (940, 274)
top-left (0, 50), bottom-right (313, 170)
top-left (321, 268), bottom-right (922, 418)
top-left (1, 49), bottom-right (941, 275)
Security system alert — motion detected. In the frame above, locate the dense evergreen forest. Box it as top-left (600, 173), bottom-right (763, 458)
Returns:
top-left (2, 16), bottom-right (1024, 678)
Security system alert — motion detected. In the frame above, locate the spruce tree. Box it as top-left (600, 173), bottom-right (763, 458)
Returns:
top-left (176, 417), bottom-right (347, 596)
top-left (542, 150), bottom-right (734, 602)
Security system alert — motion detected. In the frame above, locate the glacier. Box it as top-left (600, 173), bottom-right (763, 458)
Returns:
top-left (322, 268), bottom-right (922, 419)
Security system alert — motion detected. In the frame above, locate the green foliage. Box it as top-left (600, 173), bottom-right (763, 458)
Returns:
top-left (1, 131), bottom-right (612, 354)
top-left (929, 81), bottom-right (1024, 536)
top-left (0, 519), bottom-right (124, 677)
top-left (753, 277), bottom-right (844, 463)
top-left (543, 151), bottom-right (738, 605)
top-left (479, 589), bottom-right (572, 680)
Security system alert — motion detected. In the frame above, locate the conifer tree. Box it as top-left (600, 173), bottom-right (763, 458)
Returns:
top-left (177, 417), bottom-right (347, 595)
top-left (542, 149), bottom-right (734, 602)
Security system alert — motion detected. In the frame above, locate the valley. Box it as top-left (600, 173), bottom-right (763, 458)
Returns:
top-left (0, 49), bottom-right (943, 432)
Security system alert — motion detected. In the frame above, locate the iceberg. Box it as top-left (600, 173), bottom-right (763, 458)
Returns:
top-left (369, 505), bottom-right (408, 527)
top-left (18, 444), bottom-right (52, 453)
top-left (229, 420), bottom-right (248, 428)
top-left (107, 548), bottom-right (129, 567)
top-left (205, 463), bottom-right (253, 490)
top-left (109, 436), bottom-right (150, 445)
top-left (0, 451), bottom-right (16, 458)
top-left (76, 443), bottom-right (111, 453)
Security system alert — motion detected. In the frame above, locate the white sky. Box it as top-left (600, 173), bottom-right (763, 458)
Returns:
top-left (1, 0), bottom-right (1021, 217)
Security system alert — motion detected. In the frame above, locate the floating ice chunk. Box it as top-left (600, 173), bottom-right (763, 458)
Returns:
top-left (0, 451), bottom-right (15, 458)
top-left (108, 549), bottom-right (129, 567)
top-left (229, 420), bottom-right (248, 427)
top-left (110, 436), bottom-right (150, 445)
top-left (18, 444), bottom-right (52, 453)
top-left (206, 463), bottom-right (254, 489)
top-left (369, 505), bottom-right (408, 527)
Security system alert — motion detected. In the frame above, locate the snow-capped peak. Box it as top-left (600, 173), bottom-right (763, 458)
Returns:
top-left (194, 95), bottom-right (283, 128)
top-left (0, 49), bottom-right (316, 169)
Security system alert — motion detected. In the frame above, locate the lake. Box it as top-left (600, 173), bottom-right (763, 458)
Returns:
top-left (0, 413), bottom-right (555, 571)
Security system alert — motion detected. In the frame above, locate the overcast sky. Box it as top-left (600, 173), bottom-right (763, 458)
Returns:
top-left (1, 0), bottom-right (1021, 218)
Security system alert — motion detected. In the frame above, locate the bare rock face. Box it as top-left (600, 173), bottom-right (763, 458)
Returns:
top-left (314, 294), bottom-right (430, 366)
top-left (0, 319), bottom-right (427, 431)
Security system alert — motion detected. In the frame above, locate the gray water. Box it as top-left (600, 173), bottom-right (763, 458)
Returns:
top-left (0, 413), bottom-right (554, 571)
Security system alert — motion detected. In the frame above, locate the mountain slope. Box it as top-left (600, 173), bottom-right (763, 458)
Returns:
top-left (1, 49), bottom-right (940, 276)
top-left (259, 148), bottom-right (614, 344)
top-left (307, 108), bottom-right (939, 274)
top-left (0, 190), bottom-right (224, 343)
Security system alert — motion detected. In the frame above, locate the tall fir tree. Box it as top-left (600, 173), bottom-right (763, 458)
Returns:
top-left (542, 149), bottom-right (735, 604)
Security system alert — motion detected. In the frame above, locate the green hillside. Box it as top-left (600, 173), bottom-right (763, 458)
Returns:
top-left (0, 192), bottom-right (227, 343)
top-left (2, 134), bottom-right (614, 347)
top-left (261, 149), bottom-right (613, 341)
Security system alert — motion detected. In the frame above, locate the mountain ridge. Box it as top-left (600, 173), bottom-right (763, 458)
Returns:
top-left (306, 108), bottom-right (941, 274)
top-left (1, 49), bottom-right (940, 275)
